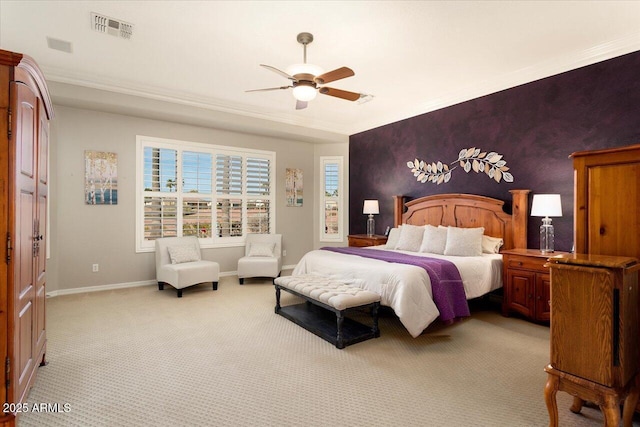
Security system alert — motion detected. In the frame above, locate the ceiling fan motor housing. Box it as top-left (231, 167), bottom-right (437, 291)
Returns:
top-left (293, 74), bottom-right (316, 86)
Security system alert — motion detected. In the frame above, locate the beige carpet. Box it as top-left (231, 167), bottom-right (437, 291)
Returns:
top-left (18, 275), bottom-right (640, 427)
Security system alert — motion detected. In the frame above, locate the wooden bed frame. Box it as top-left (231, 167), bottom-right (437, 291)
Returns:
top-left (392, 190), bottom-right (530, 251)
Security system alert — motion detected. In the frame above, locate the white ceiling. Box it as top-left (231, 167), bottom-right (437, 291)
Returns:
top-left (1, 1), bottom-right (640, 143)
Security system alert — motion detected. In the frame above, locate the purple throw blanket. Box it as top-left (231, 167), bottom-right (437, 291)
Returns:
top-left (321, 247), bottom-right (470, 323)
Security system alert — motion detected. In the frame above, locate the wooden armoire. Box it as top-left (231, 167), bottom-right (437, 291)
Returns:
top-left (0, 50), bottom-right (53, 426)
top-left (571, 143), bottom-right (640, 414)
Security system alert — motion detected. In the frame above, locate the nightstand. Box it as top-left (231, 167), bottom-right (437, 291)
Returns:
top-left (501, 248), bottom-right (568, 322)
top-left (347, 234), bottom-right (388, 247)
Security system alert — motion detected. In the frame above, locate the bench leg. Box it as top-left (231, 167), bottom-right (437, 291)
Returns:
top-left (275, 285), bottom-right (281, 313)
top-left (372, 302), bottom-right (380, 338)
top-left (336, 312), bottom-right (345, 349)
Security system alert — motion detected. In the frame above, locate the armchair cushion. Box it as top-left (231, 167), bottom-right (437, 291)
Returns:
top-left (247, 242), bottom-right (276, 257)
top-left (167, 244), bottom-right (201, 264)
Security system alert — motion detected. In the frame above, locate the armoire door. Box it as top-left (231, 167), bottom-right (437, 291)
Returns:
top-left (11, 80), bottom-right (39, 404)
top-left (34, 97), bottom-right (48, 360)
top-left (586, 163), bottom-right (640, 258)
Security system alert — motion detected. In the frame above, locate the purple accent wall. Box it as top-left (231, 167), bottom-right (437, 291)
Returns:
top-left (349, 51), bottom-right (640, 251)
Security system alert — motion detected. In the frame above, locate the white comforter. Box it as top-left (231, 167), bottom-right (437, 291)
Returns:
top-left (292, 247), bottom-right (503, 337)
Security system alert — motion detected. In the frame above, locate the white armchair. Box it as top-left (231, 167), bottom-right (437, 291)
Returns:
top-left (155, 236), bottom-right (220, 298)
top-left (237, 234), bottom-right (282, 284)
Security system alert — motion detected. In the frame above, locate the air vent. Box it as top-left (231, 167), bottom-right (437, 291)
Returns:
top-left (91, 12), bottom-right (133, 40)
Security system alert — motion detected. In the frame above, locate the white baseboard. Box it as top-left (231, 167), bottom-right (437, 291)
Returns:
top-left (46, 279), bottom-right (157, 298)
top-left (46, 267), bottom-right (296, 298)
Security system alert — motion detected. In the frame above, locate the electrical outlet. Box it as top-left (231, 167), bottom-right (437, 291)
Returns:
top-left (92, 264), bottom-right (99, 272)
top-left (283, 250), bottom-right (287, 257)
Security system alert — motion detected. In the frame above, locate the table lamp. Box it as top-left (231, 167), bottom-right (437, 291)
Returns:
top-left (530, 194), bottom-right (562, 253)
top-left (363, 200), bottom-right (379, 237)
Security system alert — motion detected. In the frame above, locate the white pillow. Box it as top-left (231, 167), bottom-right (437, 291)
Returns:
top-left (385, 227), bottom-right (401, 249)
top-left (482, 235), bottom-right (504, 254)
top-left (419, 225), bottom-right (448, 254)
top-left (247, 242), bottom-right (275, 257)
top-left (443, 226), bottom-right (485, 256)
top-left (394, 224), bottom-right (424, 252)
top-left (167, 244), bottom-right (201, 264)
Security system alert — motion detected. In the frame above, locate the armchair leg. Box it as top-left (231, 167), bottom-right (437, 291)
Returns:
top-left (239, 278), bottom-right (244, 285)
top-left (212, 281), bottom-right (218, 291)
top-left (177, 289), bottom-right (183, 298)
top-left (158, 282), bottom-right (164, 291)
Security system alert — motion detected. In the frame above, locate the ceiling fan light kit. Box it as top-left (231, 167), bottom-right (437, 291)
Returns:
top-left (246, 32), bottom-right (365, 109)
top-left (292, 84), bottom-right (317, 101)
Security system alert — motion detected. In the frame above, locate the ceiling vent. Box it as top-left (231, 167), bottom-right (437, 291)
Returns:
top-left (91, 12), bottom-right (133, 40)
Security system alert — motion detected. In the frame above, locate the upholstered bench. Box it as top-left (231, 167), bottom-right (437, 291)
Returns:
top-left (274, 274), bottom-right (381, 349)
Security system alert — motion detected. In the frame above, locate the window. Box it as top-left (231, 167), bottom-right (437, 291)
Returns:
top-left (136, 136), bottom-right (275, 251)
top-left (320, 156), bottom-right (343, 242)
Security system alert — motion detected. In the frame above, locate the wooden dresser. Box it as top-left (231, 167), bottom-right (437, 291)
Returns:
top-left (544, 254), bottom-right (639, 427)
top-left (0, 50), bottom-right (53, 427)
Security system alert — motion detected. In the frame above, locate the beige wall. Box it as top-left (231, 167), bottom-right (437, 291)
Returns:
top-left (48, 105), bottom-right (347, 293)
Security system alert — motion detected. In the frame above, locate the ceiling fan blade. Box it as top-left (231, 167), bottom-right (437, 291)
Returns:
top-left (314, 67), bottom-right (354, 84)
top-left (295, 100), bottom-right (308, 110)
top-left (260, 64), bottom-right (296, 81)
top-left (245, 86), bottom-right (292, 92)
top-left (318, 87), bottom-right (361, 101)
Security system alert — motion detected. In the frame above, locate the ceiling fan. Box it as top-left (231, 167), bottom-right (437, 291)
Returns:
top-left (246, 32), bottom-right (362, 110)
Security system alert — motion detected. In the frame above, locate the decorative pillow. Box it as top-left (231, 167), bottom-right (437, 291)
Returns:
top-left (394, 224), bottom-right (424, 252)
top-left (443, 226), bottom-right (485, 257)
top-left (167, 244), bottom-right (201, 264)
top-left (419, 225), bottom-right (448, 254)
top-left (482, 235), bottom-right (504, 254)
top-left (247, 242), bottom-right (275, 257)
top-left (385, 227), bottom-right (401, 249)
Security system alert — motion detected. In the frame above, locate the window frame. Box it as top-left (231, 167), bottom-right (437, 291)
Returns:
top-left (319, 156), bottom-right (343, 242)
top-left (136, 135), bottom-right (276, 252)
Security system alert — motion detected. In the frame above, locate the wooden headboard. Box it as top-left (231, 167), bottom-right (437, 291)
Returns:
top-left (392, 190), bottom-right (529, 250)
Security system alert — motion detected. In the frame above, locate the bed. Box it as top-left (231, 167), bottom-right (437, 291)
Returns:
top-left (292, 191), bottom-right (530, 337)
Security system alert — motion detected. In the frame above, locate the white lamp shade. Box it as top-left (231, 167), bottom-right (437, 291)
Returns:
top-left (363, 200), bottom-right (379, 215)
top-left (292, 85), bottom-right (317, 101)
top-left (531, 194), bottom-right (563, 217)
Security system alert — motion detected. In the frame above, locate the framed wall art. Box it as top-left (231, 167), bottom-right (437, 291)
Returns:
top-left (85, 150), bottom-right (118, 205)
top-left (285, 168), bottom-right (303, 207)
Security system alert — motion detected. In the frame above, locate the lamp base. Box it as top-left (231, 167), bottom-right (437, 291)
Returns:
top-left (366, 215), bottom-right (375, 237)
top-left (540, 217), bottom-right (555, 253)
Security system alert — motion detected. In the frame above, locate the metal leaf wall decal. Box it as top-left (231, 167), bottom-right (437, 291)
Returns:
top-left (407, 147), bottom-right (514, 185)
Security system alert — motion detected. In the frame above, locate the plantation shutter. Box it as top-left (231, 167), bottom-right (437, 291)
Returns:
top-left (216, 154), bottom-right (242, 195)
top-left (324, 162), bottom-right (339, 235)
top-left (246, 157), bottom-right (271, 233)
